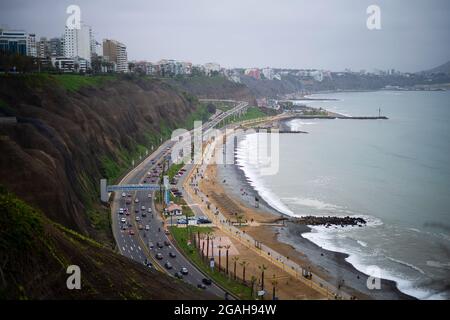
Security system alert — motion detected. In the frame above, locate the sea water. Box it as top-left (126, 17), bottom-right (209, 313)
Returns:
top-left (235, 91), bottom-right (450, 299)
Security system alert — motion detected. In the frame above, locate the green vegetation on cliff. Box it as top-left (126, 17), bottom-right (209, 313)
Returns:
top-left (0, 187), bottom-right (212, 300)
top-left (53, 74), bottom-right (116, 92)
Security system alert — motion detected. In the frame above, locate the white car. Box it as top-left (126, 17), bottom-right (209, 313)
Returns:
top-left (120, 218), bottom-right (126, 223)
top-left (148, 194), bottom-right (152, 198)
top-left (141, 205), bottom-right (146, 211)
top-left (118, 208), bottom-right (124, 214)
top-left (135, 198), bottom-right (139, 203)
top-left (145, 225), bottom-right (150, 231)
top-left (121, 192), bottom-right (126, 197)
top-left (136, 216), bottom-right (141, 222)
top-left (147, 208), bottom-right (152, 213)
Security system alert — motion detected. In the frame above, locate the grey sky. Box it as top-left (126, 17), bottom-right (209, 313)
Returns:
top-left (1, 0), bottom-right (449, 72)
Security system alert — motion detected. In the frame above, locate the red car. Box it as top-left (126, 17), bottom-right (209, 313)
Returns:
top-left (129, 229), bottom-right (135, 235)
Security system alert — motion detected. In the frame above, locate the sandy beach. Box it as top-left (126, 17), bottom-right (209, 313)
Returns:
top-left (205, 130), bottom-right (415, 300)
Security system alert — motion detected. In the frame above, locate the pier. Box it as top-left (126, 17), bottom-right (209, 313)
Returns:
top-left (283, 114), bottom-right (388, 120)
top-left (243, 127), bottom-right (308, 134)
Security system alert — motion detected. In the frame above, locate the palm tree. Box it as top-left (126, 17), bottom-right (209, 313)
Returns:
top-left (200, 236), bottom-right (205, 260)
top-left (224, 245), bottom-right (231, 275)
top-left (240, 260), bottom-right (249, 283)
top-left (236, 214), bottom-right (244, 226)
top-left (232, 256), bottom-right (239, 280)
top-left (250, 276), bottom-right (257, 298)
top-left (271, 275), bottom-right (278, 300)
top-left (205, 232), bottom-right (211, 261)
top-left (210, 235), bottom-right (215, 258)
top-left (258, 264), bottom-right (267, 291)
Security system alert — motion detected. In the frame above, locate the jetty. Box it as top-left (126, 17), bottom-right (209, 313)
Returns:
top-left (282, 114), bottom-right (388, 120)
top-left (243, 127), bottom-right (308, 134)
top-left (292, 215), bottom-right (367, 227)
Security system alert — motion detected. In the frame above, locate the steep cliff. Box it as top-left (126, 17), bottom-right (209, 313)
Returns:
top-left (0, 187), bottom-right (213, 299)
top-left (0, 74), bottom-right (199, 243)
top-left (163, 75), bottom-right (257, 105)
top-left (0, 74), bottom-right (216, 299)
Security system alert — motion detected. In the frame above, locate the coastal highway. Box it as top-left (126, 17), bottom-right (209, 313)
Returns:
top-left (111, 140), bottom-right (227, 298)
top-left (110, 100), bottom-right (248, 299)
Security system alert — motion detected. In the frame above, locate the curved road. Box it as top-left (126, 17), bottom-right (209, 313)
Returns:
top-left (110, 100), bottom-right (248, 299)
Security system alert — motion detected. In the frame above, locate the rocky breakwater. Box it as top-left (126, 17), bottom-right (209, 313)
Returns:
top-left (292, 215), bottom-right (367, 227)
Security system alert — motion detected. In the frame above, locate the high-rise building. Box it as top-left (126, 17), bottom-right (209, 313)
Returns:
top-left (64, 23), bottom-right (92, 64)
top-left (27, 33), bottom-right (37, 57)
top-left (103, 39), bottom-right (128, 73)
top-left (37, 37), bottom-right (51, 58)
top-left (0, 29), bottom-right (28, 55)
top-left (50, 37), bottom-right (64, 57)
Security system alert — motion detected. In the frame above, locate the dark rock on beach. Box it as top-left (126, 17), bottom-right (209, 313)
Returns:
top-left (292, 215), bottom-right (366, 227)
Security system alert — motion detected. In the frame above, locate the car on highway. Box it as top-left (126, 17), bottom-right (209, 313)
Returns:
top-left (147, 208), bottom-right (152, 213)
top-left (180, 267), bottom-right (188, 275)
top-left (148, 241), bottom-right (154, 249)
top-left (157, 242), bottom-right (164, 249)
top-left (134, 209), bottom-right (139, 213)
top-left (174, 272), bottom-right (183, 279)
top-left (197, 283), bottom-right (206, 290)
top-left (155, 253), bottom-right (163, 260)
top-left (138, 224), bottom-right (143, 230)
top-left (145, 225), bottom-right (150, 231)
top-left (134, 198), bottom-right (139, 203)
top-left (118, 208), bottom-right (124, 214)
top-left (120, 217), bottom-right (126, 223)
top-left (126, 199), bottom-right (131, 205)
top-left (125, 210), bottom-right (130, 216)
top-left (142, 211), bottom-right (147, 217)
top-left (169, 252), bottom-right (176, 258)
top-left (198, 217), bottom-right (212, 224)
top-left (129, 229), bottom-right (135, 235)
top-left (148, 193), bottom-right (152, 198)
top-left (164, 240), bottom-right (170, 246)
top-left (141, 205), bottom-right (145, 211)
top-left (164, 262), bottom-right (173, 270)
top-left (202, 278), bottom-right (212, 285)
top-left (135, 216), bottom-right (141, 222)
top-left (121, 192), bottom-right (126, 197)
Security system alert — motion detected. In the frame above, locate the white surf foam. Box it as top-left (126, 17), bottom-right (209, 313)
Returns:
top-left (235, 131), bottom-right (445, 300)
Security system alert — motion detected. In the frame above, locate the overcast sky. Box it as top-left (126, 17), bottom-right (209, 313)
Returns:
top-left (1, 0), bottom-right (449, 72)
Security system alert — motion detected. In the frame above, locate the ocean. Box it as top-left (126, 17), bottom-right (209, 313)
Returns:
top-left (235, 91), bottom-right (450, 299)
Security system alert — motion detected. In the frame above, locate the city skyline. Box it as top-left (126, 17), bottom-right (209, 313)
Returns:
top-left (1, 0), bottom-right (450, 72)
